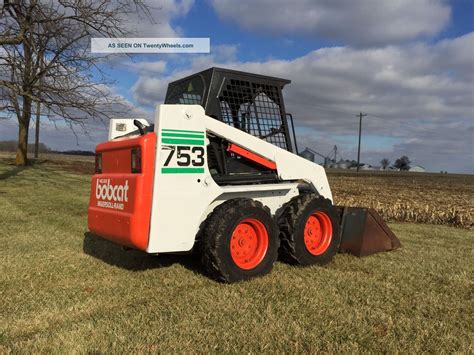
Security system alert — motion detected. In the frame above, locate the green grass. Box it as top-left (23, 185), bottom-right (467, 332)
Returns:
top-left (0, 157), bottom-right (473, 353)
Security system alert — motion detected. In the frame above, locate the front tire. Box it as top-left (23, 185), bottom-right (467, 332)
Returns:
top-left (278, 194), bottom-right (341, 266)
top-left (199, 198), bottom-right (279, 283)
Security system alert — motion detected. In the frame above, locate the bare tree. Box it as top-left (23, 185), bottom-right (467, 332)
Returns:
top-left (380, 158), bottom-right (390, 170)
top-left (0, 0), bottom-right (152, 165)
top-left (394, 156), bottom-right (411, 171)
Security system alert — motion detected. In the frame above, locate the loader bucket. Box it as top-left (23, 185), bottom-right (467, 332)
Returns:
top-left (337, 207), bottom-right (401, 257)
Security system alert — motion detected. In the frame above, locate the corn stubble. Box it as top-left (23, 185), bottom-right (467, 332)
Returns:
top-left (328, 172), bottom-right (473, 229)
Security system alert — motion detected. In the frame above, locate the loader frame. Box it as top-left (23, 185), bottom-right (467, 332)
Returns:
top-left (89, 67), bottom-right (401, 283)
top-left (145, 104), bottom-right (331, 253)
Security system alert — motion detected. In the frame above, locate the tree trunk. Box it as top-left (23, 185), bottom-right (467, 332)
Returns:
top-left (16, 98), bottom-right (32, 166)
top-left (16, 119), bottom-right (29, 165)
top-left (34, 100), bottom-right (41, 159)
top-left (16, 24), bottom-right (33, 166)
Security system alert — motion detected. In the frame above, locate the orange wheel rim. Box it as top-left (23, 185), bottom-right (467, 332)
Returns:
top-left (303, 211), bottom-right (333, 255)
top-left (230, 218), bottom-right (269, 270)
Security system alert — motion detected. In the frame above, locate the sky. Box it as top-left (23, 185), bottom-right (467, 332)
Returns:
top-left (1, 0), bottom-right (473, 173)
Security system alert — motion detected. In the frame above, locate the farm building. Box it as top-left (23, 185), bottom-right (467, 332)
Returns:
top-left (350, 163), bottom-right (375, 171)
top-left (335, 159), bottom-right (352, 169)
top-left (299, 148), bottom-right (315, 162)
top-left (409, 165), bottom-right (426, 172)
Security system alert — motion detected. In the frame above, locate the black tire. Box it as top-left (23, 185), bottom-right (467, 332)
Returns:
top-left (278, 193), bottom-right (341, 266)
top-left (198, 198), bottom-right (279, 283)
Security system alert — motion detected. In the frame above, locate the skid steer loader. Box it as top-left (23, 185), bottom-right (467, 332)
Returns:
top-left (88, 67), bottom-right (400, 282)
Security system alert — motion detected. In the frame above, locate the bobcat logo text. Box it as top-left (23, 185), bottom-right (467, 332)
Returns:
top-left (95, 179), bottom-right (129, 210)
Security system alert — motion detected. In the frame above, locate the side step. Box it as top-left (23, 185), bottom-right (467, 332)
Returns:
top-left (337, 207), bottom-right (402, 257)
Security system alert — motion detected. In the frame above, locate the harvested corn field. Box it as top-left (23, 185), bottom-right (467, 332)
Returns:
top-left (328, 171), bottom-right (473, 229)
top-left (1, 153), bottom-right (471, 229)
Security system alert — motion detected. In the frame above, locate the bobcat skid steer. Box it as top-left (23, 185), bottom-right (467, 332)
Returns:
top-left (88, 67), bottom-right (400, 282)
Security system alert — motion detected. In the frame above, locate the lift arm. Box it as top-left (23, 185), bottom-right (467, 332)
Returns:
top-left (203, 111), bottom-right (333, 201)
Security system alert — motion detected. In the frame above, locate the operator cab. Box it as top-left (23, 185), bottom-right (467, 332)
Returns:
top-left (164, 67), bottom-right (298, 184)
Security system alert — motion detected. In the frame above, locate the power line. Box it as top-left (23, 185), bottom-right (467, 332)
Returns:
top-left (285, 100), bottom-right (356, 116)
top-left (367, 113), bottom-right (386, 120)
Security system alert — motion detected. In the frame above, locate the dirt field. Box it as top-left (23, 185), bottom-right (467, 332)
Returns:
top-left (0, 154), bottom-right (473, 352)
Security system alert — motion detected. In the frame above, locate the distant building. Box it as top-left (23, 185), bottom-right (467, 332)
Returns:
top-left (299, 150), bottom-right (397, 171)
top-left (336, 159), bottom-right (351, 169)
top-left (299, 148), bottom-right (315, 162)
top-left (409, 165), bottom-right (426, 172)
top-left (360, 163), bottom-right (374, 170)
top-left (349, 163), bottom-right (373, 170)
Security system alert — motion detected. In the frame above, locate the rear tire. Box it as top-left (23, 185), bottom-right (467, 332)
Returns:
top-left (278, 193), bottom-right (341, 266)
top-left (198, 198), bottom-right (279, 283)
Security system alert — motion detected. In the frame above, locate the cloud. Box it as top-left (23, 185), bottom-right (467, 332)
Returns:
top-left (210, 0), bottom-right (451, 47)
top-left (128, 60), bottom-right (167, 75)
top-left (130, 33), bottom-right (473, 173)
top-left (131, 77), bottom-right (169, 107)
top-left (124, 0), bottom-right (195, 37)
top-left (297, 120), bottom-right (474, 173)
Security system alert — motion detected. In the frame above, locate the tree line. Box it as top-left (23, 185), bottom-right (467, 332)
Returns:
top-left (0, 139), bottom-right (50, 153)
top-left (0, 139), bottom-right (95, 155)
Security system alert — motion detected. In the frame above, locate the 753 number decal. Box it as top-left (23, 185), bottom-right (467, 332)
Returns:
top-left (163, 146), bottom-right (205, 167)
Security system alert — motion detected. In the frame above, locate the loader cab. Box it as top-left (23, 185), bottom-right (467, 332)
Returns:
top-left (164, 67), bottom-right (298, 184)
top-left (165, 67), bottom-right (295, 151)
top-left (165, 74), bottom-right (206, 106)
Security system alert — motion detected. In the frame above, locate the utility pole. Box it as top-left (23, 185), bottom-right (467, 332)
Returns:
top-left (356, 112), bottom-right (367, 172)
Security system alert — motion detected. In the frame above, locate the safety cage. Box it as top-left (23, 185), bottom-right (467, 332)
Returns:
top-left (165, 67), bottom-right (297, 152)
top-left (164, 67), bottom-right (298, 184)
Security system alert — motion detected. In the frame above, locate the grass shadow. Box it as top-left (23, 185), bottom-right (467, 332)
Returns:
top-left (83, 232), bottom-right (206, 276)
top-left (0, 166), bottom-right (27, 180)
top-left (0, 158), bottom-right (50, 180)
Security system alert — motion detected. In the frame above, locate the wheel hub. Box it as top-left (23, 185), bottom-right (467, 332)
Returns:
top-left (303, 212), bottom-right (333, 256)
top-left (230, 218), bottom-right (269, 270)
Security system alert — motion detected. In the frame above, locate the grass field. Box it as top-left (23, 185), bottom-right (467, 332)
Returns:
top-left (1, 155), bottom-right (473, 352)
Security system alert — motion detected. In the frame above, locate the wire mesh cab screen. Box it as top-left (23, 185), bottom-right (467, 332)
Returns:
top-left (165, 75), bottom-right (205, 105)
top-left (218, 79), bottom-right (288, 149)
top-left (164, 68), bottom-right (292, 151)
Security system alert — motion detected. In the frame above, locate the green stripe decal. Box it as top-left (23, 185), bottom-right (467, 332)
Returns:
top-left (161, 132), bottom-right (204, 139)
top-left (161, 167), bottom-right (204, 174)
top-left (162, 128), bottom-right (204, 134)
top-left (161, 138), bottom-right (205, 146)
